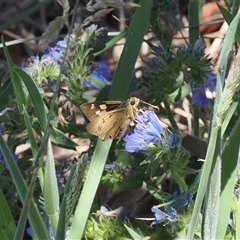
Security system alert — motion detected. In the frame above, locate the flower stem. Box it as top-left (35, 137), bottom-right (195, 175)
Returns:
top-left (164, 100), bottom-right (181, 136)
top-left (171, 167), bottom-right (188, 192)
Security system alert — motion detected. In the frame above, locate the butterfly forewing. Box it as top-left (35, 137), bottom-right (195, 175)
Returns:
top-left (80, 101), bottom-right (122, 120)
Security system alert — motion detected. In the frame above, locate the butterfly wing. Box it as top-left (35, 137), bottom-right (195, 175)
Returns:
top-left (80, 101), bottom-right (122, 120)
top-left (86, 108), bottom-right (128, 140)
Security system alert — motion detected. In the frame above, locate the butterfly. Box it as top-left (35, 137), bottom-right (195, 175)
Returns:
top-left (80, 97), bottom-right (159, 141)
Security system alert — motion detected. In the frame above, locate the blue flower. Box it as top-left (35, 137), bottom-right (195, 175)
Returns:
top-left (0, 124), bottom-right (5, 135)
top-left (105, 164), bottom-right (117, 171)
top-left (22, 40), bottom-right (67, 83)
top-left (204, 72), bottom-right (217, 91)
top-left (151, 207), bottom-right (168, 225)
top-left (192, 72), bottom-right (217, 107)
top-left (166, 205), bottom-right (178, 221)
top-left (0, 149), bottom-right (18, 169)
top-left (123, 111), bottom-right (178, 153)
top-left (95, 60), bottom-right (112, 80)
top-left (192, 87), bottom-right (208, 107)
top-left (83, 60), bottom-right (111, 90)
top-left (151, 206), bottom-right (178, 226)
top-left (165, 133), bottom-right (179, 148)
top-left (26, 227), bottom-right (32, 237)
top-left (237, 147), bottom-right (240, 169)
top-left (169, 191), bottom-right (193, 208)
top-left (43, 40), bottom-right (67, 63)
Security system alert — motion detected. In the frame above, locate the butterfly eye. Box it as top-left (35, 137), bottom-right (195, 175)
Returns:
top-left (130, 100), bottom-right (135, 105)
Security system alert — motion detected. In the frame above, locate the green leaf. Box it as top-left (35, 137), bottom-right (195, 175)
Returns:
top-left (2, 38), bottom-right (26, 113)
top-left (0, 135), bottom-right (50, 239)
top-left (44, 140), bottom-right (59, 236)
top-left (56, 196), bottom-right (66, 240)
top-left (188, 0), bottom-right (201, 44)
top-left (217, 3), bottom-right (240, 44)
top-left (0, 190), bottom-right (16, 239)
top-left (13, 67), bottom-right (47, 132)
top-left (0, 78), bottom-right (13, 110)
top-left (168, 84), bottom-right (191, 103)
top-left (93, 31), bottom-right (128, 57)
top-left (14, 107), bottom-right (39, 240)
top-left (187, 12), bottom-right (240, 239)
top-left (124, 224), bottom-right (143, 240)
top-left (218, 12), bottom-right (240, 85)
top-left (68, 140), bottom-right (112, 239)
top-left (216, 116), bottom-right (240, 239)
top-left (203, 156), bottom-right (221, 239)
top-left (50, 126), bottom-right (78, 149)
top-left (108, 0), bottom-right (153, 100)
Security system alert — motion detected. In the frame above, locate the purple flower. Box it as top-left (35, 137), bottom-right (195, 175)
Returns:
top-left (83, 60), bottom-right (111, 90)
top-left (192, 87), bottom-right (208, 107)
top-left (204, 72), bottom-right (217, 91)
top-left (123, 111), bottom-right (177, 153)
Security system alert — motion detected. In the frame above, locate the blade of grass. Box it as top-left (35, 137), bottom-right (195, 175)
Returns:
top-left (124, 224), bottom-right (143, 240)
top-left (2, 38), bottom-right (50, 239)
top-left (0, 135), bottom-right (50, 239)
top-left (13, 106), bottom-right (39, 240)
top-left (0, 190), bottom-right (16, 239)
top-left (109, 0), bottom-right (153, 100)
top-left (203, 156), bottom-right (221, 239)
top-left (67, 140), bottom-right (112, 239)
top-left (13, 68), bottom-right (47, 132)
top-left (93, 30), bottom-right (128, 57)
top-left (2, 38), bottom-right (26, 113)
top-left (186, 12), bottom-right (240, 239)
top-left (188, 0), bottom-right (202, 45)
top-left (68, 0), bottom-right (153, 238)
top-left (44, 139), bottom-right (59, 237)
top-left (215, 116), bottom-right (240, 239)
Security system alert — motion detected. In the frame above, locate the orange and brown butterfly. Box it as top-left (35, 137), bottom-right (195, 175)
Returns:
top-left (80, 97), bottom-right (159, 141)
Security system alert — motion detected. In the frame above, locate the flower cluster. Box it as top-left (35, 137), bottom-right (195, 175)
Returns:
top-left (151, 191), bottom-right (192, 226)
top-left (83, 60), bottom-right (111, 90)
top-left (22, 41), bottom-right (67, 84)
top-left (22, 25), bottom-right (111, 92)
top-left (123, 110), bottom-right (178, 153)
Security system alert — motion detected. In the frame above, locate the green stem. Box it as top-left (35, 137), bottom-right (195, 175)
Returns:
top-left (164, 100), bottom-right (181, 136)
top-left (171, 168), bottom-right (188, 192)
